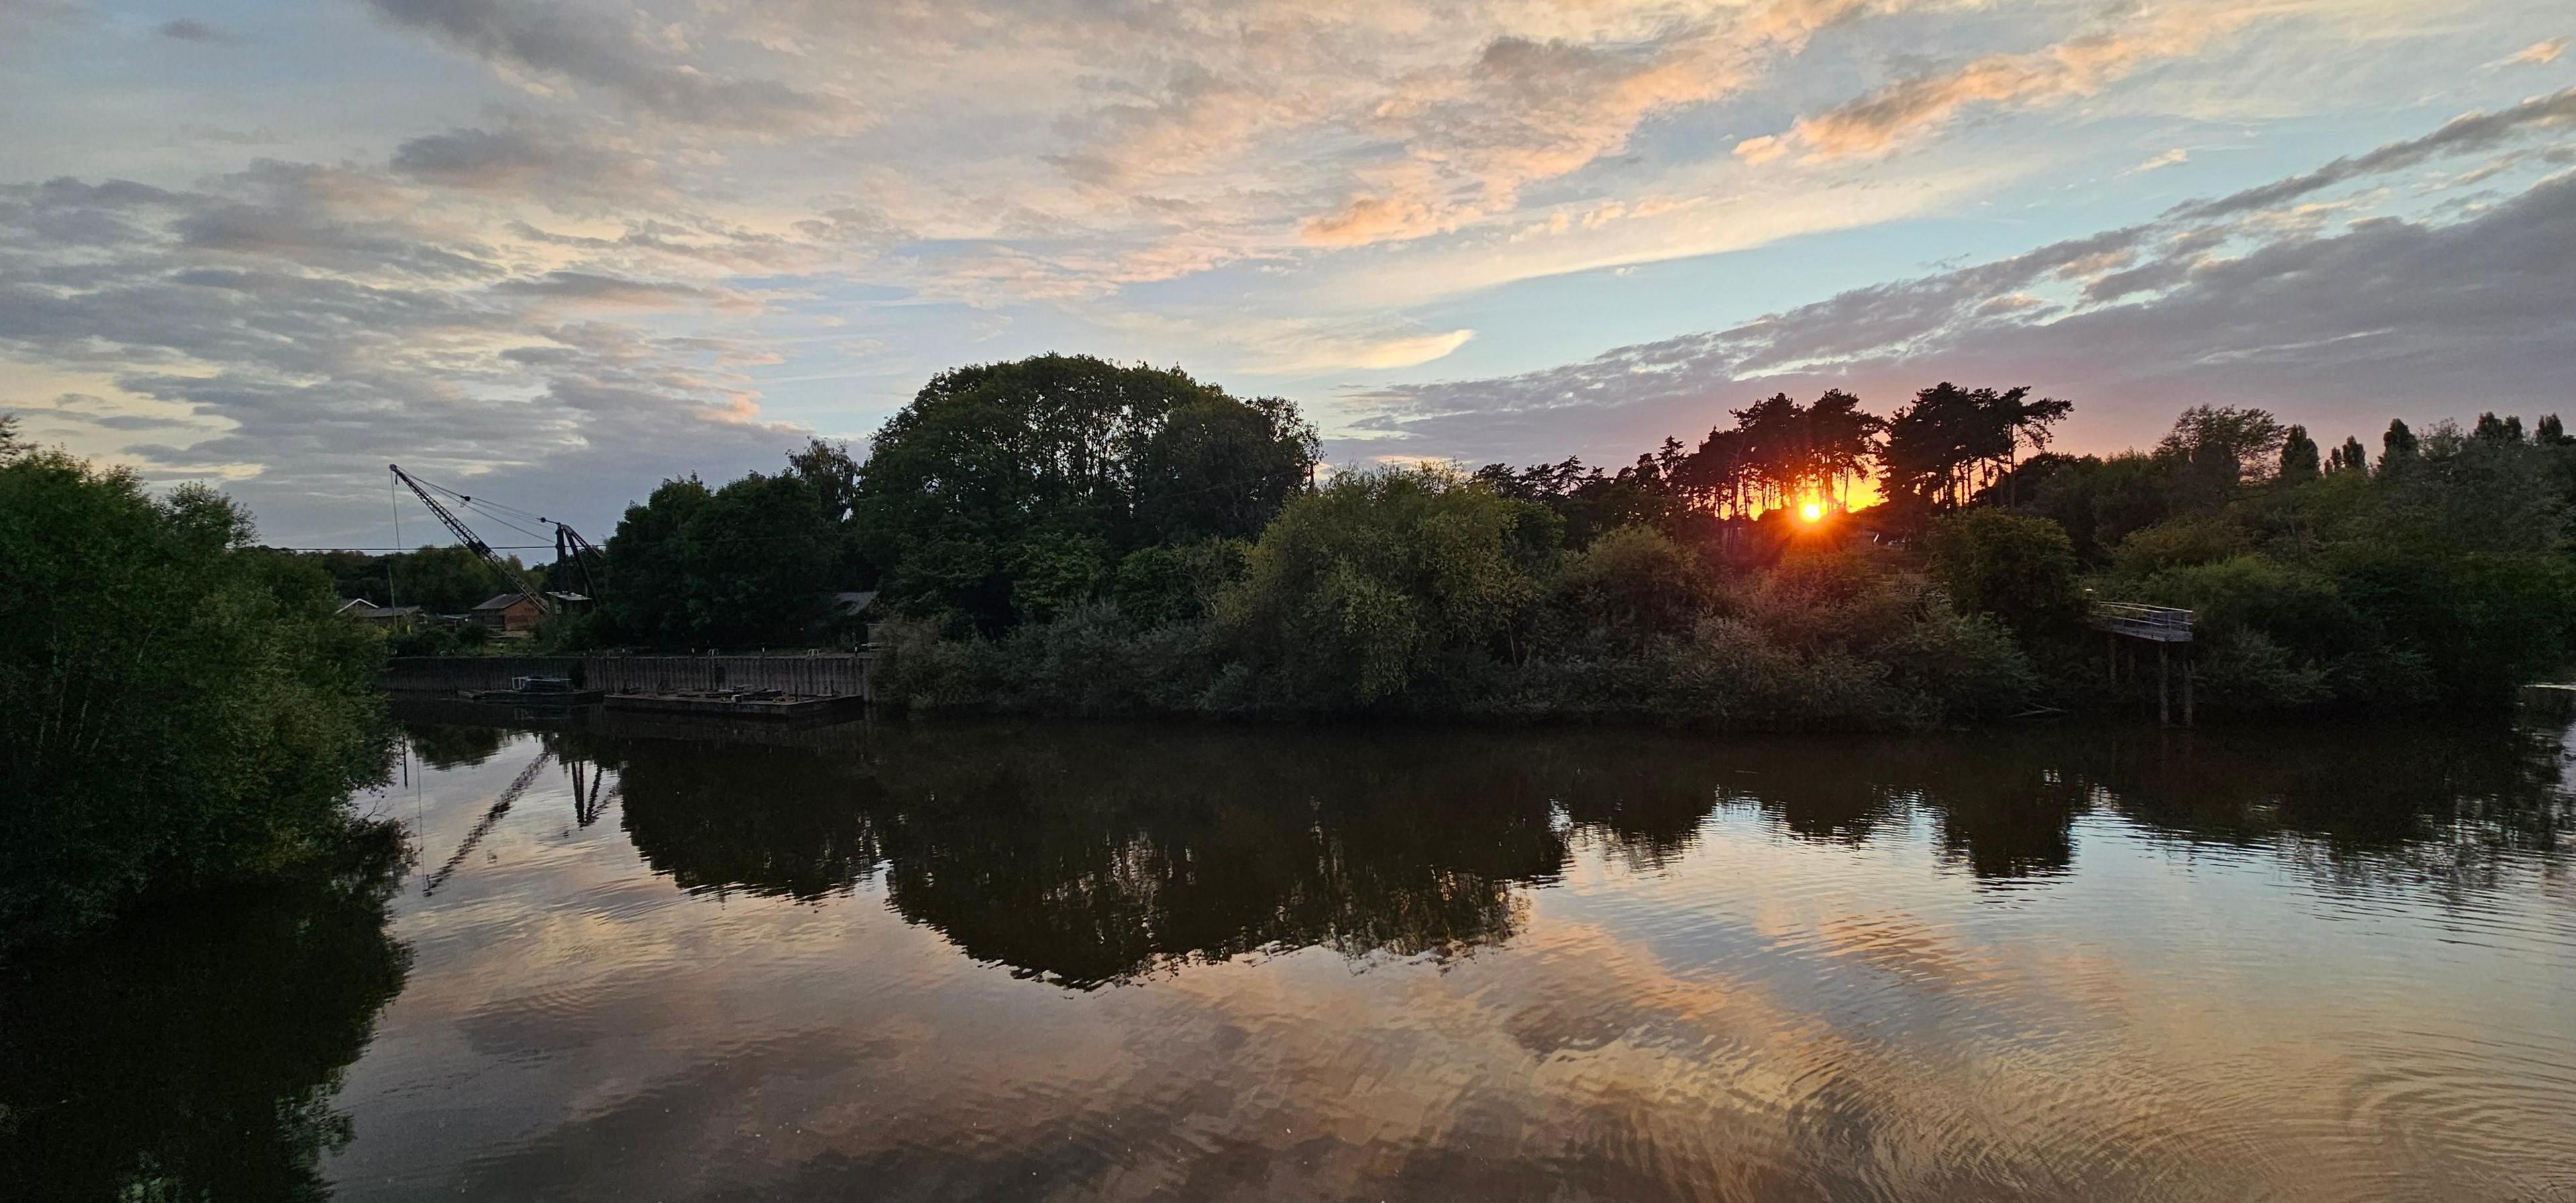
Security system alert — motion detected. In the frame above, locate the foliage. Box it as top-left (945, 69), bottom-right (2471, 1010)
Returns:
top-left (2279, 425), bottom-right (2320, 482)
top-left (2080, 419), bottom-right (2576, 711)
top-left (1216, 467), bottom-right (1558, 708)
top-left (1109, 538), bottom-right (1250, 627)
top-left (853, 355), bottom-right (1316, 631)
top-left (877, 488), bottom-right (2033, 730)
top-left (1552, 525), bottom-right (1709, 643)
top-left (0, 447), bottom-right (393, 945)
top-left (600, 470), bottom-right (845, 649)
top-left (871, 380), bottom-right (2576, 725)
top-left (2157, 405), bottom-right (2289, 499)
top-left (1924, 509), bottom-right (2084, 635)
top-left (1882, 383), bottom-right (2070, 511)
top-left (386, 624), bottom-right (464, 658)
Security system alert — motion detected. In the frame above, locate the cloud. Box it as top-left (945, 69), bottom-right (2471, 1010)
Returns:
top-left (1269, 327), bottom-right (1477, 372)
top-left (1341, 110), bottom-right (2576, 468)
top-left (0, 161), bottom-right (810, 542)
top-left (1303, 195), bottom-right (1456, 246)
top-left (494, 270), bottom-right (761, 311)
top-left (360, 0), bottom-right (864, 132)
top-left (2132, 148), bottom-right (2190, 172)
top-left (1738, 4), bottom-right (2251, 162)
top-left (2500, 37), bottom-right (2566, 66)
top-left (2169, 87), bottom-right (2576, 221)
top-left (156, 18), bottom-right (234, 44)
top-left (390, 124), bottom-right (667, 209)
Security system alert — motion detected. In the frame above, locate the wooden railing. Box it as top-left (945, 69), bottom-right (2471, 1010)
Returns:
top-left (2088, 601), bottom-right (2194, 643)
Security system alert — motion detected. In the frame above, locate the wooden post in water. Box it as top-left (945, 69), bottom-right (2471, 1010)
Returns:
top-left (2182, 661), bottom-right (2195, 728)
top-left (2157, 644), bottom-right (2170, 727)
top-left (2107, 632), bottom-right (2118, 686)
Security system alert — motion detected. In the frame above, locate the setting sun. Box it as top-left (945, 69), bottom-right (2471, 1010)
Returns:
top-left (1801, 501), bottom-right (1824, 523)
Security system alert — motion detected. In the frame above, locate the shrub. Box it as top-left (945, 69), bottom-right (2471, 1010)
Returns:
top-left (1555, 525), bottom-right (1709, 643)
top-left (1, 450), bottom-right (393, 944)
top-left (1216, 468), bottom-right (1557, 709)
top-left (1925, 509), bottom-right (2084, 633)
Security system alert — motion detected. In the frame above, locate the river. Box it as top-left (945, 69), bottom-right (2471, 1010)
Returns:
top-left (7, 706), bottom-right (2575, 1200)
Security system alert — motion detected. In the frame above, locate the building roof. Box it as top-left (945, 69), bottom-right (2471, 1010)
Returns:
top-left (471, 592), bottom-right (536, 611)
top-left (545, 591), bottom-right (592, 603)
top-left (335, 597), bottom-right (381, 615)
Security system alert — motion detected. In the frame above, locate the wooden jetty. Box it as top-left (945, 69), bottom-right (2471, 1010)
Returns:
top-left (2087, 600), bottom-right (2195, 727)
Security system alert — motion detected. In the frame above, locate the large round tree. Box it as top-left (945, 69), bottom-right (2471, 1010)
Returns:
top-left (854, 356), bottom-right (1317, 631)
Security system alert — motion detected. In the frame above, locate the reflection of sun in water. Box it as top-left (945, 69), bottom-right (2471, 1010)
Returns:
top-left (1801, 501), bottom-right (1823, 523)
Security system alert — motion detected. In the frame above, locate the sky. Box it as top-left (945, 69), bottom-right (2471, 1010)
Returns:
top-left (2, 0), bottom-right (2571, 547)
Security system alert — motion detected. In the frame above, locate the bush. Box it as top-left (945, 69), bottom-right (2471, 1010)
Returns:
top-left (1, 450), bottom-right (394, 945)
top-left (1216, 468), bottom-right (1558, 709)
top-left (1925, 509), bottom-right (2084, 634)
top-left (1555, 525), bottom-right (1709, 643)
top-left (388, 625), bottom-right (464, 657)
top-left (2108, 515), bottom-right (2249, 575)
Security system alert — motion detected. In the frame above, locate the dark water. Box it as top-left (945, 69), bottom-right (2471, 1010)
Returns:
top-left (8, 709), bottom-right (2576, 1202)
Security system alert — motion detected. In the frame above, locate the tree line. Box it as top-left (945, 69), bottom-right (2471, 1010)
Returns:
top-left (268, 352), bottom-right (2576, 724)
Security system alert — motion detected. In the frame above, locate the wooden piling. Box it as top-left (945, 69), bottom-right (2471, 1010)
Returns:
top-left (2157, 644), bottom-right (2170, 727)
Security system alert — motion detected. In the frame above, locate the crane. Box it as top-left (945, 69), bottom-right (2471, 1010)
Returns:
top-left (388, 463), bottom-right (556, 615)
top-left (551, 521), bottom-right (604, 600)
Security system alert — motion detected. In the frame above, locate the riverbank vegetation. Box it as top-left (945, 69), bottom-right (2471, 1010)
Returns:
top-left (0, 421), bottom-right (396, 948)
top-left (745, 356), bottom-right (2575, 726)
top-left (264, 353), bottom-right (2576, 725)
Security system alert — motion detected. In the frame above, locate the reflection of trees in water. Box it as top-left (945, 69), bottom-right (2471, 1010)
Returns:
top-left (2063, 723), bottom-right (2573, 903)
top-left (1701, 723), bottom-right (2571, 892)
top-left (0, 825), bottom-right (411, 1200)
top-left (864, 731), bottom-right (1575, 987)
top-left (602, 734), bottom-right (883, 901)
top-left (589, 717), bottom-right (2573, 986)
top-left (606, 727), bottom-right (1581, 988)
top-left (401, 720), bottom-right (508, 770)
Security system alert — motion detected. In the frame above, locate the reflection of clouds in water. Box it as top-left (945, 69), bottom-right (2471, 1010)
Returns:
top-left (319, 717), bottom-right (2576, 1201)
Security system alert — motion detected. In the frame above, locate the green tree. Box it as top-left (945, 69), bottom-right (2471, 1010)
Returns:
top-left (601, 471), bottom-right (842, 649)
top-left (855, 356), bottom-right (1316, 631)
top-left (2157, 405), bottom-right (2288, 504)
top-left (387, 543), bottom-right (509, 613)
top-left (1217, 468), bottom-right (1558, 708)
top-left (1556, 525), bottom-right (1709, 641)
top-left (2471, 412), bottom-right (2523, 443)
top-left (1923, 509), bottom-right (2084, 634)
top-left (1, 448), bottom-right (392, 943)
top-left (2278, 425), bottom-right (2321, 482)
top-left (2381, 417), bottom-right (2418, 472)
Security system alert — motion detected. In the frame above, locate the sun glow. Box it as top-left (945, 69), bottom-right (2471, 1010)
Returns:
top-left (1801, 501), bottom-right (1824, 523)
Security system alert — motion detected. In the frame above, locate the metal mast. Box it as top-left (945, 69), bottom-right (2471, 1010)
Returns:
top-left (552, 522), bottom-right (604, 599)
top-left (388, 463), bottom-right (553, 615)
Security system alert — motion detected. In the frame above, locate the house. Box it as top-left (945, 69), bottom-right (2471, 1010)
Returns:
top-left (335, 597), bottom-right (423, 629)
top-left (468, 591), bottom-right (594, 635)
top-left (468, 592), bottom-right (549, 635)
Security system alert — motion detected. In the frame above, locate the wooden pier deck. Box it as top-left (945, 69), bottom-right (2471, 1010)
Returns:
top-left (2087, 600), bottom-right (2196, 726)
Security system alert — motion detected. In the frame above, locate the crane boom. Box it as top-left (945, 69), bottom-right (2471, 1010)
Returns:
top-left (388, 463), bottom-right (553, 615)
